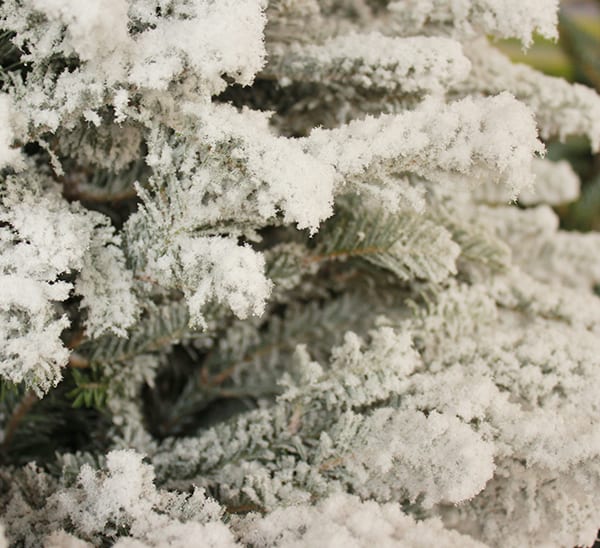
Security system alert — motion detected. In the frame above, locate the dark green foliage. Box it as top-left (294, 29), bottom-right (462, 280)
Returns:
top-left (0, 29), bottom-right (24, 87)
top-left (143, 294), bottom-right (380, 439)
top-left (0, 374), bottom-right (111, 467)
top-left (68, 368), bottom-right (108, 409)
top-left (78, 301), bottom-right (196, 368)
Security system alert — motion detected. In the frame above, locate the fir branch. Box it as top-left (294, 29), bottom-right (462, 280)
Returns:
top-left (310, 200), bottom-right (460, 283)
top-left (79, 302), bottom-right (197, 368)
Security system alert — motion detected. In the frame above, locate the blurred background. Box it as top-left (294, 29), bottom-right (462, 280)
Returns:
top-left (499, 0), bottom-right (600, 232)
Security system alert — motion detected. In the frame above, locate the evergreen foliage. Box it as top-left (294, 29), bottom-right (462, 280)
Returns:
top-left (0, 0), bottom-right (599, 546)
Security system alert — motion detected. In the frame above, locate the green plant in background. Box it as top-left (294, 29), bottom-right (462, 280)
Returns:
top-left (501, 0), bottom-right (600, 233)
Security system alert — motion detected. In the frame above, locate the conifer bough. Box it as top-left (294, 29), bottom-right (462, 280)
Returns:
top-left (1, 0), bottom-right (600, 546)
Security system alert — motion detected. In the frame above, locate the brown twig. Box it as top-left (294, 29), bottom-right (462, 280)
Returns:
top-left (303, 245), bottom-right (386, 266)
top-left (319, 456), bottom-right (345, 472)
top-left (1, 390), bottom-right (38, 452)
top-left (134, 274), bottom-right (163, 286)
top-left (226, 503), bottom-right (264, 514)
top-left (66, 329), bottom-right (86, 350)
top-left (68, 353), bottom-right (90, 369)
top-left (64, 188), bottom-right (138, 204)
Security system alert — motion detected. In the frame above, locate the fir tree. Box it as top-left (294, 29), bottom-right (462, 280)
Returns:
top-left (0, 0), bottom-right (600, 546)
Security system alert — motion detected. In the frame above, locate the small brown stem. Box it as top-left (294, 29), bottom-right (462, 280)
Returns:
top-left (226, 503), bottom-right (264, 514)
top-left (209, 364), bottom-right (239, 386)
top-left (303, 245), bottom-right (387, 266)
top-left (66, 189), bottom-right (138, 204)
top-left (68, 352), bottom-right (90, 369)
top-left (134, 274), bottom-right (162, 286)
top-left (319, 456), bottom-right (345, 472)
top-left (66, 329), bottom-right (86, 350)
top-left (66, 330), bottom-right (90, 368)
top-left (1, 391), bottom-right (38, 452)
top-left (287, 406), bottom-right (302, 435)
